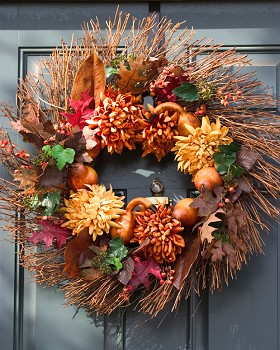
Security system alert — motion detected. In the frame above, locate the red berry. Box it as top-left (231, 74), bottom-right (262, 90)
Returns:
top-left (159, 279), bottom-right (165, 285)
top-left (166, 280), bottom-right (173, 285)
top-left (218, 202), bottom-right (224, 208)
top-left (160, 272), bottom-right (167, 279)
top-left (134, 256), bottom-right (140, 263)
top-left (223, 101), bottom-right (229, 107)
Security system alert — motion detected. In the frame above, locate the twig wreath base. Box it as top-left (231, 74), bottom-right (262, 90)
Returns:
top-left (0, 10), bottom-right (279, 318)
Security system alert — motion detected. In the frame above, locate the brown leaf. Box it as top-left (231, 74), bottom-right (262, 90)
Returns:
top-left (21, 120), bottom-right (51, 140)
top-left (80, 267), bottom-right (103, 281)
top-left (38, 164), bottom-right (67, 188)
top-left (117, 257), bottom-right (135, 285)
top-left (230, 234), bottom-right (247, 252)
top-left (71, 54), bottom-right (94, 100)
top-left (63, 228), bottom-right (93, 278)
top-left (71, 51), bottom-right (106, 107)
top-left (14, 166), bottom-right (38, 190)
top-left (173, 232), bottom-right (201, 290)
top-left (10, 120), bottom-right (31, 134)
top-left (190, 186), bottom-right (224, 217)
top-left (64, 130), bottom-right (86, 158)
top-left (10, 105), bottom-right (53, 149)
top-left (117, 56), bottom-right (153, 94)
top-left (225, 203), bottom-right (247, 235)
top-left (229, 176), bottom-right (252, 202)
top-left (200, 209), bottom-right (224, 243)
top-left (223, 242), bottom-right (237, 269)
top-left (210, 240), bottom-right (225, 263)
top-left (93, 51), bottom-right (106, 107)
top-left (236, 146), bottom-right (259, 171)
top-left (21, 104), bottom-right (40, 124)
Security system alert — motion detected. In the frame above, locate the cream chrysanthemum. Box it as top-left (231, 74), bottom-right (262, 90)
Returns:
top-left (61, 184), bottom-right (125, 240)
top-left (172, 116), bottom-right (232, 175)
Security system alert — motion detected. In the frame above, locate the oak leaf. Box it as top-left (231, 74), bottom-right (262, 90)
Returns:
top-left (28, 220), bottom-right (71, 250)
top-left (190, 186), bottom-right (224, 217)
top-left (200, 209), bottom-right (224, 243)
top-left (14, 166), bottom-right (38, 192)
top-left (128, 257), bottom-right (162, 290)
top-left (117, 56), bottom-right (155, 95)
top-left (11, 105), bottom-right (53, 149)
top-left (223, 242), bottom-right (237, 269)
top-left (225, 203), bottom-right (247, 235)
top-left (210, 240), bottom-right (225, 263)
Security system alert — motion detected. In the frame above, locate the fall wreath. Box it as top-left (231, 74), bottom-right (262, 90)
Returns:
top-left (0, 11), bottom-right (279, 318)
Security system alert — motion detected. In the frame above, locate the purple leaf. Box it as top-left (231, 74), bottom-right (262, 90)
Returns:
top-left (236, 146), bottom-right (259, 171)
top-left (128, 257), bottom-right (162, 290)
top-left (117, 257), bottom-right (135, 285)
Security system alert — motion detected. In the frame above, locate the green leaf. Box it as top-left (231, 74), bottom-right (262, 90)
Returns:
top-left (41, 191), bottom-right (61, 216)
top-left (107, 237), bottom-right (128, 261)
top-left (214, 152), bottom-right (236, 168)
top-left (213, 152), bottom-right (226, 164)
top-left (30, 193), bottom-right (40, 209)
top-left (51, 144), bottom-right (75, 170)
top-left (216, 163), bottom-right (229, 175)
top-left (223, 154), bottom-right (237, 167)
top-left (106, 66), bottom-right (119, 79)
top-left (42, 145), bottom-right (52, 156)
top-left (172, 82), bottom-right (199, 102)
top-left (107, 256), bottom-right (123, 271)
top-left (230, 164), bottom-right (244, 177)
top-left (218, 142), bottom-right (241, 155)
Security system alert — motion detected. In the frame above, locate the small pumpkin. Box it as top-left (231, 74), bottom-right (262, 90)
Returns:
top-left (110, 197), bottom-right (152, 244)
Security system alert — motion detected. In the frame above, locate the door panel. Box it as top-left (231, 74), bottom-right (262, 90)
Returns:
top-left (0, 3), bottom-right (279, 350)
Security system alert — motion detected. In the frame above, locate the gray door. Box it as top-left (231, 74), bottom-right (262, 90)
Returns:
top-left (0, 2), bottom-right (279, 350)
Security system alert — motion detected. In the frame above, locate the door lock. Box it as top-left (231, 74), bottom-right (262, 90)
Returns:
top-left (147, 178), bottom-right (172, 205)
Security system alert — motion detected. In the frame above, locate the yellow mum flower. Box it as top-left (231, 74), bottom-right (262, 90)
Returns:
top-left (61, 184), bottom-right (125, 240)
top-left (172, 116), bottom-right (232, 175)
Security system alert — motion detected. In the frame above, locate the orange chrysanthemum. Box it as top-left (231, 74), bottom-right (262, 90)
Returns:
top-left (86, 91), bottom-right (145, 154)
top-left (132, 201), bottom-right (185, 263)
top-left (141, 107), bottom-right (179, 161)
top-left (61, 184), bottom-right (125, 240)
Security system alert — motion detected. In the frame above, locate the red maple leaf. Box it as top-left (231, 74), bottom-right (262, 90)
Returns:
top-left (28, 220), bottom-right (71, 250)
top-left (61, 89), bottom-right (95, 129)
top-left (128, 257), bottom-right (162, 290)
